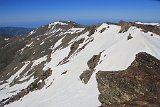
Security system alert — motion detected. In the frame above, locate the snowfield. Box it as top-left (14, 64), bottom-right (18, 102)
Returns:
top-left (1, 22), bottom-right (160, 107)
top-left (136, 22), bottom-right (160, 26)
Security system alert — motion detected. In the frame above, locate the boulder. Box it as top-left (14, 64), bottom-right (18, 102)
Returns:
top-left (96, 52), bottom-right (160, 107)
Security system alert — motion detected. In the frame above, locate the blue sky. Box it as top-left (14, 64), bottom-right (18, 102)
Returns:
top-left (0, 0), bottom-right (160, 27)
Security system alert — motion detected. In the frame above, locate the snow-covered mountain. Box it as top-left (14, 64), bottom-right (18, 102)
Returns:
top-left (0, 21), bottom-right (160, 107)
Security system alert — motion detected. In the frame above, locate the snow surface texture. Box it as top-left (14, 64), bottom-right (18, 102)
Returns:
top-left (2, 22), bottom-right (160, 107)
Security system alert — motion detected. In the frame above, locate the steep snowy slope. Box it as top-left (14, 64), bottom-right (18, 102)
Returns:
top-left (0, 21), bottom-right (160, 107)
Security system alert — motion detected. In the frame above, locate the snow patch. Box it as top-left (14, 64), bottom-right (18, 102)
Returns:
top-left (29, 30), bottom-right (36, 36)
top-left (136, 22), bottom-right (160, 26)
top-left (54, 22), bottom-right (68, 25)
top-left (26, 42), bottom-right (33, 47)
top-left (40, 41), bottom-right (44, 45)
top-left (31, 55), bottom-right (48, 69)
top-left (64, 28), bottom-right (84, 34)
top-left (4, 38), bottom-right (9, 41)
top-left (54, 36), bottom-right (65, 48)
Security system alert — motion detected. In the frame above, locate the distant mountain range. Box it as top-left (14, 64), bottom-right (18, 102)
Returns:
top-left (0, 27), bottom-right (34, 36)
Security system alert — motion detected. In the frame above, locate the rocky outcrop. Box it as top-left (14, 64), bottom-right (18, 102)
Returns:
top-left (118, 21), bottom-right (160, 36)
top-left (77, 37), bottom-right (94, 53)
top-left (85, 24), bottom-right (101, 37)
top-left (58, 38), bottom-right (85, 65)
top-left (96, 52), bottom-right (160, 107)
top-left (87, 54), bottom-right (101, 69)
top-left (70, 38), bottom-right (85, 55)
top-left (105, 96), bottom-right (160, 107)
top-left (134, 23), bottom-right (160, 36)
top-left (86, 26), bottom-right (97, 37)
top-left (34, 68), bottom-right (52, 80)
top-left (80, 52), bottom-right (102, 84)
top-left (100, 28), bottom-right (106, 33)
top-left (127, 34), bottom-right (133, 40)
top-left (118, 21), bottom-right (132, 33)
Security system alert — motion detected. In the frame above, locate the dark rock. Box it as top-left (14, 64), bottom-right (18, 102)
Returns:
top-left (100, 28), bottom-right (106, 33)
top-left (87, 54), bottom-right (101, 69)
top-left (80, 52), bottom-right (102, 84)
top-left (77, 37), bottom-right (94, 53)
top-left (127, 34), bottom-right (133, 40)
top-left (34, 68), bottom-right (52, 80)
top-left (70, 38), bottom-right (85, 53)
top-left (58, 38), bottom-right (85, 65)
top-left (61, 70), bottom-right (67, 75)
top-left (80, 69), bottom-right (93, 84)
top-left (118, 22), bottom-right (131, 33)
top-left (105, 96), bottom-right (160, 107)
top-left (37, 81), bottom-right (45, 90)
top-left (86, 26), bottom-right (97, 37)
top-left (117, 21), bottom-right (160, 35)
top-left (96, 52), bottom-right (160, 107)
top-left (134, 23), bottom-right (160, 36)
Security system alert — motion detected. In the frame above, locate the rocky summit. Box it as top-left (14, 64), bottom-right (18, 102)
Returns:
top-left (96, 52), bottom-right (160, 107)
top-left (0, 21), bottom-right (160, 107)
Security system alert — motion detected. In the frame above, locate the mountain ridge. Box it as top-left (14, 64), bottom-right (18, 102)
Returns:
top-left (0, 20), bottom-right (160, 107)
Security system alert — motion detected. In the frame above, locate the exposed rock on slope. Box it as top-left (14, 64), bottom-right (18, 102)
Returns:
top-left (118, 21), bottom-right (160, 35)
top-left (80, 52), bottom-right (102, 84)
top-left (135, 22), bottom-right (160, 36)
top-left (118, 21), bottom-right (132, 33)
top-left (96, 52), bottom-right (160, 107)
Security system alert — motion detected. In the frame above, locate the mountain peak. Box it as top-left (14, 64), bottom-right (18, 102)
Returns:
top-left (48, 20), bottom-right (84, 28)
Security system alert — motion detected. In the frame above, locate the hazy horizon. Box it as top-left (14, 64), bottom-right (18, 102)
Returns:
top-left (0, 0), bottom-right (160, 28)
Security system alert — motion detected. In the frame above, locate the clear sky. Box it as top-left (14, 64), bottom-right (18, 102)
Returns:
top-left (0, 0), bottom-right (160, 27)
